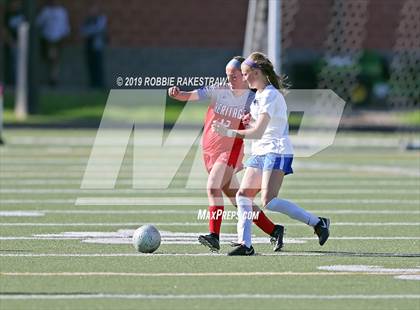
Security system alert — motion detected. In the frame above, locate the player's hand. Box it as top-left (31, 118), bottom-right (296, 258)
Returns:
top-left (168, 86), bottom-right (180, 98)
top-left (242, 113), bottom-right (252, 128)
top-left (211, 120), bottom-right (228, 136)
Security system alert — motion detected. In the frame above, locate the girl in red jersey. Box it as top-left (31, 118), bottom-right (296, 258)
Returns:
top-left (168, 56), bottom-right (284, 252)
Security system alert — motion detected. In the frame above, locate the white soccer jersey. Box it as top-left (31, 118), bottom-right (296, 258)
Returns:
top-left (249, 85), bottom-right (294, 155)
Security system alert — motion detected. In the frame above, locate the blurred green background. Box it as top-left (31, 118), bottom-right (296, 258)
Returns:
top-left (0, 0), bottom-right (419, 129)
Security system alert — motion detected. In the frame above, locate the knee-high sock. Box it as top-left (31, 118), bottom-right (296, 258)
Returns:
top-left (208, 206), bottom-right (224, 235)
top-left (236, 194), bottom-right (253, 247)
top-left (266, 198), bottom-right (320, 227)
top-left (253, 209), bottom-right (276, 235)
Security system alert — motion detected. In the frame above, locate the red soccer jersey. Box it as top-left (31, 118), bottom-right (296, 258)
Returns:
top-left (198, 84), bottom-right (255, 156)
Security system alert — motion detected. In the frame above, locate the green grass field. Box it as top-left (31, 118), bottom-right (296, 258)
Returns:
top-left (0, 129), bottom-right (419, 310)
top-left (3, 89), bottom-right (420, 127)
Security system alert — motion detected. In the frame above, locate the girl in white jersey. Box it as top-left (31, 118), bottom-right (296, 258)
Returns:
top-left (212, 52), bottom-right (330, 256)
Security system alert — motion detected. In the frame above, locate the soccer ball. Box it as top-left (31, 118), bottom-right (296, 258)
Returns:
top-left (132, 225), bottom-right (161, 253)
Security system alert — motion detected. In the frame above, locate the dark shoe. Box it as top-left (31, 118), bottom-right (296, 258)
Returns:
top-left (314, 217), bottom-right (330, 246)
top-left (227, 244), bottom-right (255, 256)
top-left (198, 233), bottom-right (220, 251)
top-left (270, 225), bottom-right (285, 251)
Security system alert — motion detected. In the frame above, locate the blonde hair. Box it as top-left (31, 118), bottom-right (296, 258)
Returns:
top-left (247, 52), bottom-right (289, 93)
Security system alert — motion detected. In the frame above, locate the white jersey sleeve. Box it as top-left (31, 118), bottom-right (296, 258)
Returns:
top-left (257, 91), bottom-right (277, 118)
top-left (197, 83), bottom-right (226, 101)
top-left (250, 85), bottom-right (293, 156)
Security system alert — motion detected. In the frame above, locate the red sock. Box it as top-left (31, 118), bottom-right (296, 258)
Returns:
top-left (208, 206), bottom-right (224, 235)
top-left (253, 210), bottom-right (276, 236)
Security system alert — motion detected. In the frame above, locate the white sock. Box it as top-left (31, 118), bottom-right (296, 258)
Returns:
top-left (266, 198), bottom-right (320, 227)
top-left (236, 194), bottom-right (253, 248)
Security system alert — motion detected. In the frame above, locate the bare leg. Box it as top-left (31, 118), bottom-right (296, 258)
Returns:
top-left (206, 162), bottom-right (236, 206)
top-left (262, 169), bottom-right (320, 225)
top-left (260, 170), bottom-right (285, 207)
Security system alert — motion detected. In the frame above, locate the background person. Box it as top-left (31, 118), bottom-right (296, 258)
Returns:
top-left (36, 0), bottom-right (70, 86)
top-left (3, 0), bottom-right (25, 85)
top-left (81, 5), bottom-right (107, 89)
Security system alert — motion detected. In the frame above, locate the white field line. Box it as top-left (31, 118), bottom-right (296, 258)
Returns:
top-left (0, 230), bottom-right (303, 245)
top-left (2, 147), bottom-right (416, 157)
top-left (318, 265), bottom-right (420, 281)
top-left (1, 173), bottom-right (418, 179)
top-left (2, 271), bottom-right (420, 277)
top-left (83, 239), bottom-right (296, 245)
top-left (5, 160), bottom-right (415, 167)
top-left (1, 189), bottom-right (419, 195)
top-left (6, 159), bottom-right (420, 170)
top-left (0, 293), bottom-right (419, 300)
top-left (2, 164), bottom-right (419, 178)
top-left (1, 222), bottom-right (420, 227)
top-left (0, 236), bottom-right (418, 241)
top-left (6, 136), bottom-right (95, 145)
top-left (1, 198), bottom-right (419, 206)
top-left (0, 253), bottom-right (320, 257)
top-left (0, 199), bottom-right (75, 204)
top-left (3, 147), bottom-right (406, 156)
top-left (75, 198), bottom-right (420, 206)
top-left (295, 237), bottom-right (420, 240)
top-left (0, 171), bottom-right (418, 178)
top-left (2, 148), bottom-right (417, 157)
top-left (1, 184), bottom-right (419, 192)
top-left (0, 230), bottom-right (418, 243)
top-left (297, 162), bottom-right (419, 177)
top-left (317, 265), bottom-right (420, 274)
top-left (5, 159), bottom-right (412, 168)
top-left (0, 211), bottom-right (45, 217)
top-left (1, 252), bottom-right (419, 258)
top-left (1, 159), bottom-right (89, 164)
top-left (1, 209), bottom-right (419, 216)
top-left (1, 180), bottom-right (418, 186)
top-left (395, 275), bottom-right (420, 280)
top-left (1, 164), bottom-right (418, 177)
top-left (4, 134), bottom-right (403, 145)
top-left (0, 169), bottom-right (207, 178)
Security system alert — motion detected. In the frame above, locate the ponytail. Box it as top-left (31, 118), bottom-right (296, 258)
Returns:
top-left (265, 68), bottom-right (281, 90)
top-left (246, 52), bottom-right (289, 93)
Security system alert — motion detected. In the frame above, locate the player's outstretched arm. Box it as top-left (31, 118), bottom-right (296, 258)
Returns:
top-left (212, 113), bottom-right (270, 139)
top-left (168, 86), bottom-right (200, 102)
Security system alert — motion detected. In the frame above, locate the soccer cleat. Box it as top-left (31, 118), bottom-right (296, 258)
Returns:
top-left (270, 225), bottom-right (285, 252)
top-left (314, 217), bottom-right (330, 246)
top-left (198, 233), bottom-right (220, 251)
top-left (227, 244), bottom-right (255, 256)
